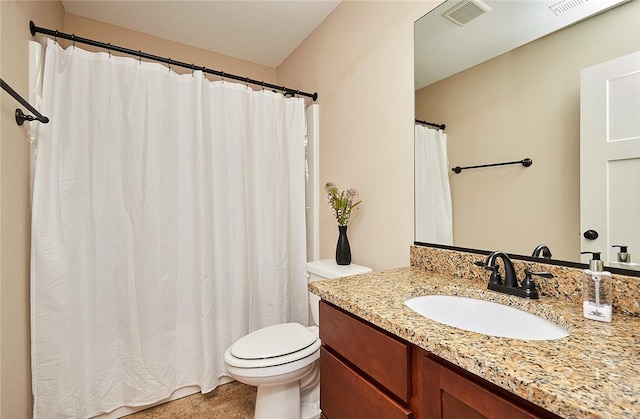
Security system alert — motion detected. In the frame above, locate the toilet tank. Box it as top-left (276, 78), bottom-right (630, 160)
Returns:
top-left (307, 259), bottom-right (372, 325)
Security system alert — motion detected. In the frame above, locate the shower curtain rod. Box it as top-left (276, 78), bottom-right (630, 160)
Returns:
top-left (415, 118), bottom-right (445, 130)
top-left (29, 21), bottom-right (318, 102)
top-left (1, 78), bottom-right (50, 125)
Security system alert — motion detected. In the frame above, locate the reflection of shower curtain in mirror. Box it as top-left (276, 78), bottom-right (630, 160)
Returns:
top-left (414, 125), bottom-right (452, 244)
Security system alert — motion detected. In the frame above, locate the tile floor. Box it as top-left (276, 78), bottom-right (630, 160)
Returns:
top-left (124, 381), bottom-right (256, 419)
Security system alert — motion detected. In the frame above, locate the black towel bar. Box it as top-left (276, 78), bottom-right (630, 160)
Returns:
top-left (452, 158), bottom-right (532, 174)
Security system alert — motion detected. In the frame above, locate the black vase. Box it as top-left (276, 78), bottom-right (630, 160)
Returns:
top-left (335, 225), bottom-right (352, 265)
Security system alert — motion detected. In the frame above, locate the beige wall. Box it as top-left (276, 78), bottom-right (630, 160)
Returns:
top-left (1, 2), bottom-right (65, 417)
top-left (279, 1), bottom-right (438, 271)
top-left (415, 1), bottom-right (640, 262)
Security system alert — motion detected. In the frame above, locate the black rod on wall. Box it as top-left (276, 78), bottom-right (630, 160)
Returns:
top-left (1, 78), bottom-right (50, 125)
top-left (415, 118), bottom-right (445, 130)
top-left (451, 158), bottom-right (533, 174)
top-left (29, 21), bottom-right (318, 102)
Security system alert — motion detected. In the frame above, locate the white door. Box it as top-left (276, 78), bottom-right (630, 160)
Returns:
top-left (580, 51), bottom-right (640, 267)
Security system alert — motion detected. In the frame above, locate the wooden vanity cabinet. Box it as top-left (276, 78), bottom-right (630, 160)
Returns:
top-left (414, 349), bottom-right (561, 419)
top-left (319, 300), bottom-right (412, 419)
top-left (319, 300), bottom-right (561, 419)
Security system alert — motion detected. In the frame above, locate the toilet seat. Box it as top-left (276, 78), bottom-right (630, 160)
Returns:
top-left (225, 323), bottom-right (321, 369)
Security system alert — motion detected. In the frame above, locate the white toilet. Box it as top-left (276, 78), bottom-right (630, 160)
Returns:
top-left (224, 259), bottom-right (372, 419)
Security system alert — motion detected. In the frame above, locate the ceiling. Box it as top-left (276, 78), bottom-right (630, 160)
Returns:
top-left (61, 0), bottom-right (342, 68)
top-left (415, 0), bottom-right (631, 89)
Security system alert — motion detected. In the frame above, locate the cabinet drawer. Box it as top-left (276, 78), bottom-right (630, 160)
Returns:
top-left (321, 347), bottom-right (413, 419)
top-left (320, 301), bottom-right (410, 402)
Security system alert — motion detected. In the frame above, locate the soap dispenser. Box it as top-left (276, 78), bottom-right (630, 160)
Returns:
top-left (580, 251), bottom-right (612, 322)
top-left (612, 245), bottom-right (631, 263)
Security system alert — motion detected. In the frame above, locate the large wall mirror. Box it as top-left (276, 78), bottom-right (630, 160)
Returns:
top-left (414, 0), bottom-right (640, 275)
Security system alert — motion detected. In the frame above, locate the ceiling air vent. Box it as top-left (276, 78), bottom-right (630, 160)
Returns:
top-left (443, 0), bottom-right (492, 26)
top-left (549, 0), bottom-right (589, 16)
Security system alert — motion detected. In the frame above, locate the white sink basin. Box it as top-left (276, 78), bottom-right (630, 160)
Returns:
top-left (404, 295), bottom-right (569, 341)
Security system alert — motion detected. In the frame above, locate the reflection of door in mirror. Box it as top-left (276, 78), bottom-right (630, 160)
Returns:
top-left (580, 51), bottom-right (640, 270)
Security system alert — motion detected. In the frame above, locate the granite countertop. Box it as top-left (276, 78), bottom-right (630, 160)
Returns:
top-left (309, 267), bottom-right (640, 419)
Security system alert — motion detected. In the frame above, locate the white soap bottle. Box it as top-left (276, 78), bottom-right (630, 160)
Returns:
top-left (581, 251), bottom-right (612, 322)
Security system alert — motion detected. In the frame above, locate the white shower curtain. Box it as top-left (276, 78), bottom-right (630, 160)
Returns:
top-left (414, 124), bottom-right (453, 245)
top-left (31, 39), bottom-right (308, 418)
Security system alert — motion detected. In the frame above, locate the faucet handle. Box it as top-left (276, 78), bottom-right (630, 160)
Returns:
top-left (486, 264), bottom-right (502, 285)
top-left (521, 269), bottom-right (537, 292)
top-left (521, 268), bottom-right (554, 292)
top-left (525, 268), bottom-right (554, 279)
top-left (474, 260), bottom-right (503, 285)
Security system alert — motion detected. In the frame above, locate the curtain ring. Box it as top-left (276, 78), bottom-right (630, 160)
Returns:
top-left (138, 51), bottom-right (142, 66)
top-left (54, 30), bottom-right (58, 44)
top-left (107, 43), bottom-right (111, 58)
top-left (245, 77), bottom-right (250, 87)
top-left (261, 81), bottom-right (265, 91)
top-left (167, 59), bottom-right (171, 72)
top-left (71, 34), bottom-right (76, 49)
top-left (220, 71), bottom-right (225, 83)
top-left (191, 65), bottom-right (195, 77)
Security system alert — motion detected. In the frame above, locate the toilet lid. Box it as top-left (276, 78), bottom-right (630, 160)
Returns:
top-left (230, 323), bottom-right (318, 360)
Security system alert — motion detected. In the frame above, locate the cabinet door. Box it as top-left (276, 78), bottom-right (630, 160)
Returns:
top-left (423, 357), bottom-right (544, 419)
top-left (321, 347), bottom-right (413, 419)
top-left (320, 301), bottom-right (411, 402)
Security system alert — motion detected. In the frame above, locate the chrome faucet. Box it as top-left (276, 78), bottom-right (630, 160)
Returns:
top-left (475, 251), bottom-right (553, 299)
top-left (531, 244), bottom-right (552, 259)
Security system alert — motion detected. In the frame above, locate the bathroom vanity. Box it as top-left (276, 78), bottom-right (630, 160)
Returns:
top-left (319, 300), bottom-right (557, 418)
top-left (310, 246), bottom-right (640, 418)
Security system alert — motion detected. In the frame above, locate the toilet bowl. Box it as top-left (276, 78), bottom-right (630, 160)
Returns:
top-left (224, 259), bottom-right (372, 419)
top-left (224, 323), bottom-right (321, 419)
